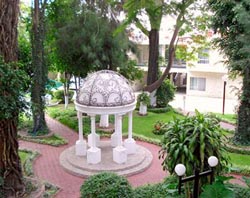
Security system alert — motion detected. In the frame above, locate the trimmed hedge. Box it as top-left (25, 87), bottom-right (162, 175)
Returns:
top-left (53, 90), bottom-right (74, 103)
top-left (80, 172), bottom-right (133, 198)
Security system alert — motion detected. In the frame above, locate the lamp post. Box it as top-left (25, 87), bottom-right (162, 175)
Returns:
top-left (222, 75), bottom-right (228, 115)
top-left (175, 156), bottom-right (219, 198)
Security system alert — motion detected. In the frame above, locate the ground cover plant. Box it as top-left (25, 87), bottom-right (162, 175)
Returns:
top-left (46, 104), bottom-right (183, 141)
top-left (19, 149), bottom-right (59, 197)
top-left (18, 114), bottom-right (67, 146)
top-left (19, 134), bottom-right (68, 147)
top-left (46, 104), bottom-right (250, 175)
top-left (80, 172), bottom-right (133, 198)
top-left (212, 113), bottom-right (237, 125)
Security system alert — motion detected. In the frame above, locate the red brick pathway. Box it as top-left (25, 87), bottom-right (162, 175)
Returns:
top-left (19, 116), bottom-right (167, 198)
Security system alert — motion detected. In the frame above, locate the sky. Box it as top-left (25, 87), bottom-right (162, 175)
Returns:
top-left (21, 0), bottom-right (31, 6)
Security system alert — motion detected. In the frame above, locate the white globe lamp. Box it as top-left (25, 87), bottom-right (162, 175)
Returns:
top-left (208, 156), bottom-right (218, 167)
top-left (175, 164), bottom-right (186, 176)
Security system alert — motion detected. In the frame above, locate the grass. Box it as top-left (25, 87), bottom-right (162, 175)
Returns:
top-left (213, 113), bottom-right (237, 124)
top-left (19, 134), bottom-right (68, 147)
top-left (228, 152), bottom-right (250, 167)
top-left (122, 111), bottom-right (183, 141)
top-left (46, 104), bottom-right (250, 175)
top-left (47, 104), bottom-right (183, 141)
top-left (19, 150), bottom-right (29, 165)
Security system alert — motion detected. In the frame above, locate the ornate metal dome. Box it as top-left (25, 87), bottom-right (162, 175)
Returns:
top-left (76, 70), bottom-right (135, 107)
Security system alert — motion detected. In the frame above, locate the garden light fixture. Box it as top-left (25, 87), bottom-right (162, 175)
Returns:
top-left (174, 156), bottom-right (219, 198)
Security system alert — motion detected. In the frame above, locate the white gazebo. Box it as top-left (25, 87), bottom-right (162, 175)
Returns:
top-left (74, 70), bottom-right (137, 164)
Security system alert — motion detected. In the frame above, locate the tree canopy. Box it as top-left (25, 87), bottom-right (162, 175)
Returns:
top-left (209, 0), bottom-right (250, 145)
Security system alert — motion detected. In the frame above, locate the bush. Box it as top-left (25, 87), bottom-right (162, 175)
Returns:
top-left (133, 176), bottom-right (184, 198)
top-left (137, 92), bottom-right (150, 106)
top-left (152, 120), bottom-right (167, 135)
top-left (155, 79), bottom-right (176, 108)
top-left (147, 105), bottom-right (173, 113)
top-left (80, 172), bottom-right (133, 198)
top-left (53, 90), bottom-right (74, 103)
top-left (159, 110), bottom-right (229, 175)
top-left (133, 183), bottom-right (166, 198)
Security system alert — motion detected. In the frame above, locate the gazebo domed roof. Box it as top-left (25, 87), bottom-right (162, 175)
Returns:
top-left (76, 70), bottom-right (135, 107)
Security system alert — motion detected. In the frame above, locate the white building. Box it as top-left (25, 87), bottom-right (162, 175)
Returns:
top-left (129, 16), bottom-right (241, 103)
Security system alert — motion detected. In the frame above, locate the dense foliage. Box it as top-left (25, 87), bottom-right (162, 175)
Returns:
top-left (159, 111), bottom-right (228, 175)
top-left (152, 120), bottom-right (167, 135)
top-left (80, 172), bottom-right (133, 198)
top-left (53, 90), bottom-right (74, 103)
top-left (209, 0), bottom-right (250, 145)
top-left (0, 58), bottom-right (28, 120)
top-left (137, 92), bottom-right (150, 106)
top-left (155, 79), bottom-right (176, 108)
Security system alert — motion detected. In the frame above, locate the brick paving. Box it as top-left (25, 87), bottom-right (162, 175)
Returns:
top-left (19, 116), bottom-right (167, 198)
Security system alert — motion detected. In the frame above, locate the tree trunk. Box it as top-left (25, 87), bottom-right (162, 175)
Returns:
top-left (0, 119), bottom-right (24, 197)
top-left (147, 29), bottom-right (159, 86)
top-left (0, 0), bottom-right (19, 63)
top-left (0, 0), bottom-right (25, 196)
top-left (31, 0), bottom-right (48, 134)
top-left (234, 67), bottom-right (250, 145)
top-left (144, 24), bottom-right (180, 93)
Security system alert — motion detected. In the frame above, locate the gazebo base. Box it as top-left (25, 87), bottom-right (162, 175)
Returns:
top-left (59, 140), bottom-right (153, 178)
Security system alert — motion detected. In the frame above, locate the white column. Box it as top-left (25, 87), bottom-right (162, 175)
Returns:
top-left (113, 114), bottom-right (127, 164)
top-left (111, 114), bottom-right (118, 147)
top-left (87, 114), bottom-right (101, 164)
top-left (117, 114), bottom-right (122, 146)
top-left (99, 114), bottom-right (109, 128)
top-left (91, 116), bottom-right (96, 147)
top-left (75, 111), bottom-right (87, 156)
top-left (88, 115), bottom-right (100, 147)
top-left (128, 111), bottom-right (133, 140)
top-left (124, 111), bottom-right (137, 154)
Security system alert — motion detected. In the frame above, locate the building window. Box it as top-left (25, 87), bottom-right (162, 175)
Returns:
top-left (198, 48), bottom-right (209, 64)
top-left (190, 77), bottom-right (206, 91)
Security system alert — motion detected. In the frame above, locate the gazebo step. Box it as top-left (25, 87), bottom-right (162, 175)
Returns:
top-left (59, 141), bottom-right (153, 178)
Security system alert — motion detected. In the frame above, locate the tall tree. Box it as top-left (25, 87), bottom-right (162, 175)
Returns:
top-left (30, 0), bottom-right (48, 134)
top-left (209, 0), bottom-right (250, 145)
top-left (116, 0), bottom-right (207, 93)
top-left (121, 0), bottom-right (164, 87)
top-left (47, 0), bottom-right (141, 81)
top-left (0, 0), bottom-right (25, 196)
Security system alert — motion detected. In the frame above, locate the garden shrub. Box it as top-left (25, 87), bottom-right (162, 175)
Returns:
top-left (133, 176), bottom-right (184, 198)
top-left (200, 176), bottom-right (235, 198)
top-left (53, 90), bottom-right (74, 103)
top-left (155, 79), bottom-right (176, 108)
top-left (133, 183), bottom-right (166, 198)
top-left (137, 92), bottom-right (150, 106)
top-left (152, 120), bottom-right (167, 135)
top-left (80, 172), bottom-right (133, 198)
top-left (147, 105), bottom-right (173, 113)
top-left (159, 110), bottom-right (229, 196)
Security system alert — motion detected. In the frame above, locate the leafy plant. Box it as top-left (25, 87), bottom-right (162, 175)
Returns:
top-left (159, 110), bottom-right (229, 175)
top-left (152, 121), bottom-right (167, 135)
top-left (53, 90), bottom-right (74, 103)
top-left (80, 172), bottom-right (133, 198)
top-left (155, 79), bottom-right (176, 108)
top-left (137, 92), bottom-right (150, 106)
top-left (200, 176), bottom-right (235, 198)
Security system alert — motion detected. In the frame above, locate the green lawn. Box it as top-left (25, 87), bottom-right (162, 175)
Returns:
top-left (46, 104), bottom-right (250, 173)
top-left (19, 151), bottom-right (29, 164)
top-left (213, 113), bottom-right (237, 124)
top-left (47, 104), bottom-right (183, 141)
top-left (228, 152), bottom-right (250, 167)
top-left (122, 111), bottom-right (183, 141)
